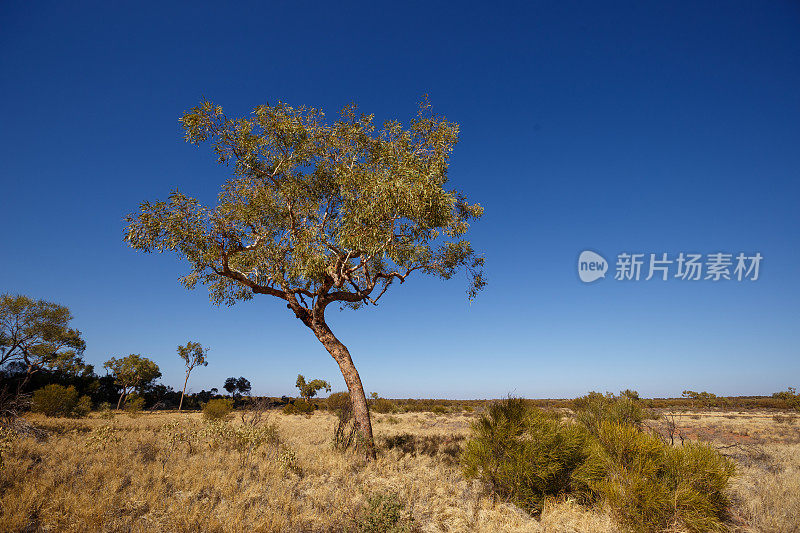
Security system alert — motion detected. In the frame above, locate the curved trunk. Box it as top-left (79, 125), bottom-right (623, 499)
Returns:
top-left (311, 321), bottom-right (375, 459)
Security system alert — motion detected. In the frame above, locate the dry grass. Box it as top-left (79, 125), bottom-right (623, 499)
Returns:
top-left (0, 408), bottom-right (797, 532)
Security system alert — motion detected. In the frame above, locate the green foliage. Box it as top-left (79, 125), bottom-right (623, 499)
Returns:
top-left (31, 384), bottom-right (91, 418)
top-left (772, 387), bottom-right (799, 410)
top-left (682, 390), bottom-right (723, 408)
top-left (283, 398), bottom-right (315, 415)
top-left (124, 394), bottom-right (146, 416)
top-left (463, 396), bottom-right (735, 530)
top-left (124, 98), bottom-right (485, 309)
top-left (295, 374), bottom-right (330, 401)
top-left (572, 391), bottom-right (651, 436)
top-left (369, 393), bottom-right (398, 414)
top-left (202, 398), bottom-right (234, 421)
top-left (574, 422), bottom-right (735, 532)
top-left (462, 397), bottom-right (589, 513)
top-left (357, 492), bottom-right (415, 533)
top-left (0, 294), bottom-right (87, 374)
top-left (103, 354), bottom-right (161, 408)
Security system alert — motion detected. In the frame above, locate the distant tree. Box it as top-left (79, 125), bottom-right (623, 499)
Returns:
top-left (103, 354), bottom-right (161, 409)
top-left (124, 98), bottom-right (485, 457)
top-left (223, 376), bottom-right (251, 399)
top-left (0, 294), bottom-right (87, 392)
top-left (176, 341), bottom-right (209, 411)
top-left (296, 374), bottom-right (331, 402)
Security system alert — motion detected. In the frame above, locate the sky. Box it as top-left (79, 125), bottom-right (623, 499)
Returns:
top-left (1, 1), bottom-right (798, 399)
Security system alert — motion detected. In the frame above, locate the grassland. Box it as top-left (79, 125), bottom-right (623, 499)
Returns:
top-left (1, 406), bottom-right (798, 532)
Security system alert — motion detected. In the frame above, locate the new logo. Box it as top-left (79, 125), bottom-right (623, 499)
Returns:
top-left (578, 250), bottom-right (607, 283)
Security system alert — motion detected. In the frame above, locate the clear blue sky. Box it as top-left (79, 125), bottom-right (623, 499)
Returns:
top-left (1, 1), bottom-right (798, 398)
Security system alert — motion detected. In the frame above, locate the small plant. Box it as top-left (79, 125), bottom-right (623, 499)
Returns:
top-left (88, 424), bottom-right (122, 448)
top-left (31, 384), bottom-right (91, 418)
top-left (772, 387), bottom-right (799, 410)
top-left (0, 426), bottom-right (17, 467)
top-left (203, 398), bottom-right (234, 421)
top-left (357, 492), bottom-right (415, 533)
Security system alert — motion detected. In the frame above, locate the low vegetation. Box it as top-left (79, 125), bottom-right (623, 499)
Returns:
top-left (0, 405), bottom-right (798, 532)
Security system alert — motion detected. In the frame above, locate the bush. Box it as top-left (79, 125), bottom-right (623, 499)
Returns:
top-left (124, 394), bottom-right (146, 416)
top-left (572, 391), bottom-right (651, 436)
top-left (574, 422), bottom-right (734, 532)
top-left (31, 384), bottom-right (91, 418)
top-left (203, 398), bottom-right (234, 421)
top-left (462, 397), bottom-right (589, 513)
top-left (283, 398), bottom-right (314, 415)
top-left (357, 492), bottom-right (414, 533)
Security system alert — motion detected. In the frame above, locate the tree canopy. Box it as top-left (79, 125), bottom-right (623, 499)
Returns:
top-left (124, 98), bottom-right (485, 318)
top-left (0, 294), bottom-right (87, 377)
top-left (296, 374), bottom-right (331, 401)
top-left (103, 354), bottom-right (161, 408)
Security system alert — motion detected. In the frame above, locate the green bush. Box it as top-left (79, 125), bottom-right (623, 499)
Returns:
top-left (357, 492), bottom-right (414, 533)
top-left (283, 398), bottom-right (314, 415)
top-left (574, 421), bottom-right (734, 532)
top-left (463, 396), bottom-right (735, 530)
top-left (572, 391), bottom-right (651, 436)
top-left (462, 397), bottom-right (589, 513)
top-left (203, 398), bottom-right (234, 421)
top-left (124, 394), bottom-right (146, 416)
top-left (31, 384), bottom-right (91, 418)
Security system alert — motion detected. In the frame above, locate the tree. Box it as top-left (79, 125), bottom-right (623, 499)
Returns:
top-left (296, 374), bottom-right (331, 401)
top-left (176, 341), bottom-right (209, 411)
top-left (124, 98), bottom-right (485, 458)
top-left (223, 376), bottom-right (251, 399)
top-left (0, 294), bottom-right (87, 393)
top-left (103, 354), bottom-right (161, 409)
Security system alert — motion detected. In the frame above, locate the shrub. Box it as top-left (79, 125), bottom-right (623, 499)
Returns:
top-left (572, 391), bottom-right (650, 436)
top-left (283, 398), bottom-right (314, 415)
top-left (124, 394), bottom-right (146, 416)
top-left (31, 384), bottom-right (91, 418)
top-left (357, 492), bottom-right (415, 533)
top-left (203, 398), bottom-right (234, 421)
top-left (573, 421), bottom-right (735, 532)
top-left (462, 397), bottom-right (589, 513)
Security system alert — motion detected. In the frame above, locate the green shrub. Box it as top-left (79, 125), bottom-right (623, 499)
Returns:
top-left (31, 384), bottom-right (91, 418)
top-left (124, 394), bottom-right (146, 416)
top-left (283, 398), bottom-right (314, 415)
top-left (357, 492), bottom-right (414, 533)
top-left (572, 391), bottom-right (651, 436)
top-left (370, 396), bottom-right (397, 414)
top-left (573, 422), bottom-right (735, 532)
top-left (202, 398), bottom-right (234, 421)
top-left (462, 397), bottom-right (589, 513)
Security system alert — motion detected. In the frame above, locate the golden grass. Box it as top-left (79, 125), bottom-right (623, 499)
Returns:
top-left (0, 409), bottom-right (797, 532)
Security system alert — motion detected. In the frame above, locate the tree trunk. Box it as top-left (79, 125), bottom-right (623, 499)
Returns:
top-left (311, 321), bottom-right (376, 459)
top-left (116, 390), bottom-right (126, 410)
top-left (179, 374), bottom-right (190, 411)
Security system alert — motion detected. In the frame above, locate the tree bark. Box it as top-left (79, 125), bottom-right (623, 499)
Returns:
top-left (311, 321), bottom-right (376, 459)
top-left (179, 373), bottom-right (190, 411)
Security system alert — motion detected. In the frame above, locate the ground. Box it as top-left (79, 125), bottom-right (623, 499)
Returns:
top-left (1, 407), bottom-right (798, 532)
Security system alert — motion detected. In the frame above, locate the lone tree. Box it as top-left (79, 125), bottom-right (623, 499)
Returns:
top-left (124, 98), bottom-right (485, 457)
top-left (296, 374), bottom-right (331, 402)
top-left (103, 354), bottom-right (161, 409)
top-left (223, 376), bottom-right (251, 399)
top-left (0, 294), bottom-right (87, 392)
top-left (177, 341), bottom-right (209, 411)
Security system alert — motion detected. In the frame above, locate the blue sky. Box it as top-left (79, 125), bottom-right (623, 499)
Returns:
top-left (1, 1), bottom-right (798, 398)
